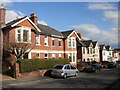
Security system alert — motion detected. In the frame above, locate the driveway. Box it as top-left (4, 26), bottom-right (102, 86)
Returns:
top-left (2, 67), bottom-right (119, 88)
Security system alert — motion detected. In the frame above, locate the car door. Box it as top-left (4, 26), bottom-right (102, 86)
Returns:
top-left (65, 65), bottom-right (71, 76)
top-left (70, 65), bottom-right (76, 75)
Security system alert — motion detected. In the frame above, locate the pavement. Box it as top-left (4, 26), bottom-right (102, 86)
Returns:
top-left (1, 74), bottom-right (16, 81)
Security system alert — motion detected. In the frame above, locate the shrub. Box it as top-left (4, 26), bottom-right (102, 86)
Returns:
top-left (17, 58), bottom-right (70, 73)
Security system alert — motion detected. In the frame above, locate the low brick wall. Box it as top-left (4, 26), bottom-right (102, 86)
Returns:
top-left (17, 70), bottom-right (48, 79)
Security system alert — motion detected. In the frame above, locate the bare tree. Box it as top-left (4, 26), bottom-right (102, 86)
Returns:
top-left (3, 42), bottom-right (35, 60)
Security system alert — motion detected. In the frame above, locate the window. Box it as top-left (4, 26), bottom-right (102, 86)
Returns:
top-left (59, 54), bottom-right (62, 59)
top-left (73, 39), bottom-right (75, 48)
top-left (90, 48), bottom-right (92, 54)
top-left (23, 30), bottom-right (29, 42)
top-left (66, 65), bottom-right (70, 69)
top-left (68, 53), bottom-right (72, 62)
top-left (16, 27), bottom-right (31, 43)
top-left (45, 53), bottom-right (48, 59)
top-left (58, 39), bottom-right (62, 46)
top-left (17, 30), bottom-right (21, 42)
top-left (87, 48), bottom-right (89, 54)
top-left (36, 53), bottom-right (40, 58)
top-left (109, 52), bottom-right (111, 55)
top-left (36, 34), bottom-right (40, 45)
top-left (70, 65), bottom-right (76, 69)
top-left (52, 38), bottom-right (55, 46)
top-left (68, 37), bottom-right (76, 48)
top-left (73, 53), bottom-right (76, 62)
top-left (52, 53), bottom-right (56, 59)
top-left (44, 36), bottom-right (48, 46)
top-left (83, 47), bottom-right (85, 54)
top-left (68, 39), bottom-right (71, 47)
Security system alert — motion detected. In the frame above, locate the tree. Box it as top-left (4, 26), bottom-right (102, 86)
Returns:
top-left (3, 42), bottom-right (35, 60)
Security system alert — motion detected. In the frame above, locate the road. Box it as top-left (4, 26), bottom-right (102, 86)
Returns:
top-left (2, 67), bottom-right (119, 88)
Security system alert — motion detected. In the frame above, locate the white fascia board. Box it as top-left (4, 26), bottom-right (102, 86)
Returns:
top-left (67, 30), bottom-right (81, 41)
top-left (11, 17), bottom-right (41, 32)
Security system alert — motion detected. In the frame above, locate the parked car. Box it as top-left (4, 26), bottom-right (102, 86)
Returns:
top-left (107, 63), bottom-right (117, 68)
top-left (90, 64), bottom-right (102, 72)
top-left (51, 64), bottom-right (79, 79)
top-left (81, 66), bottom-right (95, 73)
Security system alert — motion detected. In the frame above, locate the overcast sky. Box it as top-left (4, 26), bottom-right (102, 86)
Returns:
top-left (0, 0), bottom-right (119, 48)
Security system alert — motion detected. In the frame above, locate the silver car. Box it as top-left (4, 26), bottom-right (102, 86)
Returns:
top-left (51, 64), bottom-right (79, 79)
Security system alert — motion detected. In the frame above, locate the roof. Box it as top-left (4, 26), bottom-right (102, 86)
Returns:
top-left (3, 16), bottom-right (27, 29)
top-left (61, 30), bottom-right (74, 38)
top-left (92, 41), bottom-right (97, 48)
top-left (81, 40), bottom-right (93, 47)
top-left (105, 45), bottom-right (110, 51)
top-left (37, 24), bottom-right (63, 38)
top-left (99, 44), bottom-right (105, 50)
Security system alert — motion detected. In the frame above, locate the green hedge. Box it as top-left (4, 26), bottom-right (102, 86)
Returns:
top-left (17, 59), bottom-right (70, 73)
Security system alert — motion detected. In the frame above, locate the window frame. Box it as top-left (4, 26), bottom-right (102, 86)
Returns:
top-left (15, 26), bottom-right (31, 43)
top-left (44, 36), bottom-right (48, 46)
top-left (36, 34), bottom-right (40, 45)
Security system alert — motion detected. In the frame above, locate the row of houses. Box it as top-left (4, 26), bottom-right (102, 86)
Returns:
top-left (0, 7), bottom-right (120, 67)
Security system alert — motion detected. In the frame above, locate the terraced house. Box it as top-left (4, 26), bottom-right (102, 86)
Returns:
top-left (0, 7), bottom-right (84, 66)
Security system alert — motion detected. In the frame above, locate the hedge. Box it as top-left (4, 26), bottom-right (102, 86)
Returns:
top-left (17, 59), bottom-right (70, 73)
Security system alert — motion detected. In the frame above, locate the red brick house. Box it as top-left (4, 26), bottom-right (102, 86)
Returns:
top-left (1, 7), bottom-right (84, 66)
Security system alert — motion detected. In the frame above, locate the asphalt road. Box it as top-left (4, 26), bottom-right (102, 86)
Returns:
top-left (2, 67), bottom-right (119, 89)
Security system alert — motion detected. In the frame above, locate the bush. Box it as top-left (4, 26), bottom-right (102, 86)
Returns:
top-left (17, 59), bottom-right (70, 73)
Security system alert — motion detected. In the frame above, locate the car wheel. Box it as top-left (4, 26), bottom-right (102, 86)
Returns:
top-left (75, 72), bottom-right (78, 76)
top-left (63, 74), bottom-right (67, 79)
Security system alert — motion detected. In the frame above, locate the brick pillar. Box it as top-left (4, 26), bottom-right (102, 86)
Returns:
top-left (14, 63), bottom-right (20, 79)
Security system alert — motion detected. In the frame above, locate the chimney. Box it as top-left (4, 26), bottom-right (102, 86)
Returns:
top-left (30, 13), bottom-right (38, 24)
top-left (0, 4), bottom-right (6, 28)
top-left (77, 33), bottom-right (82, 39)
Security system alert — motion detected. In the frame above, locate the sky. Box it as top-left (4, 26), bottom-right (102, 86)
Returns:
top-left (0, 0), bottom-right (119, 48)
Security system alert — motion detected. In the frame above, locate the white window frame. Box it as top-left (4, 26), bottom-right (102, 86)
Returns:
top-left (15, 26), bottom-right (31, 43)
top-left (58, 39), bottom-right (62, 47)
top-left (52, 53), bottom-right (56, 58)
top-left (45, 53), bottom-right (48, 59)
top-left (52, 38), bottom-right (55, 46)
top-left (59, 53), bottom-right (62, 58)
top-left (68, 37), bottom-right (76, 48)
top-left (36, 34), bottom-right (40, 45)
top-left (44, 36), bottom-right (48, 46)
top-left (36, 53), bottom-right (40, 58)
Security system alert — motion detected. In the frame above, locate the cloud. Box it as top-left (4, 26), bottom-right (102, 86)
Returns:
top-left (6, 10), bottom-right (25, 23)
top-left (103, 11), bottom-right (118, 24)
top-left (38, 21), bottom-right (48, 25)
top-left (88, 3), bottom-right (116, 10)
top-left (72, 24), bottom-right (118, 48)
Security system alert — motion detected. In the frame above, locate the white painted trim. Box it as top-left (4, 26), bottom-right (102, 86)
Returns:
top-left (30, 49), bottom-right (77, 54)
top-left (11, 17), bottom-right (41, 32)
top-left (67, 30), bottom-right (81, 41)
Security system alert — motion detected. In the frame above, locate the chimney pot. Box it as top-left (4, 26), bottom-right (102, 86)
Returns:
top-left (30, 13), bottom-right (38, 24)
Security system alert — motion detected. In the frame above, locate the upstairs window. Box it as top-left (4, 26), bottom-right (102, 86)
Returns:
top-left (36, 34), bottom-right (40, 45)
top-left (44, 36), bottom-right (48, 46)
top-left (68, 37), bottom-right (76, 48)
top-left (52, 38), bottom-right (55, 46)
top-left (23, 30), bottom-right (29, 42)
top-left (16, 27), bottom-right (31, 43)
top-left (58, 39), bottom-right (62, 46)
top-left (68, 39), bottom-right (71, 47)
top-left (17, 30), bottom-right (21, 42)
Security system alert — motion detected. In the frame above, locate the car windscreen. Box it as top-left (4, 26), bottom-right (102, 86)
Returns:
top-left (54, 65), bottom-right (63, 69)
